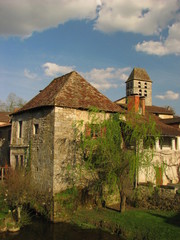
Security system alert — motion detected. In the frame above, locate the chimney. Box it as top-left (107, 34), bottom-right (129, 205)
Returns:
top-left (140, 96), bottom-right (145, 116)
top-left (127, 94), bottom-right (140, 113)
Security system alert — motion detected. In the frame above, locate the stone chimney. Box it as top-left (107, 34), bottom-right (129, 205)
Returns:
top-left (140, 96), bottom-right (145, 116)
top-left (127, 94), bottom-right (140, 113)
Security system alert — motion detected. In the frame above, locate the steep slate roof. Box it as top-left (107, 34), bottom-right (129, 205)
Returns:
top-left (126, 67), bottom-right (152, 83)
top-left (13, 71), bottom-right (123, 114)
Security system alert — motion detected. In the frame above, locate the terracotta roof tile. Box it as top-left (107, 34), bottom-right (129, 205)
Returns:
top-left (146, 105), bottom-right (174, 115)
top-left (152, 114), bottom-right (180, 136)
top-left (0, 123), bottom-right (11, 128)
top-left (13, 71), bottom-right (123, 114)
top-left (115, 103), bottom-right (180, 136)
top-left (0, 112), bottom-right (11, 123)
top-left (161, 117), bottom-right (180, 124)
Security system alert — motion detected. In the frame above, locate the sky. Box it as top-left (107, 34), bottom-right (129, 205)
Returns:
top-left (0, 0), bottom-right (180, 114)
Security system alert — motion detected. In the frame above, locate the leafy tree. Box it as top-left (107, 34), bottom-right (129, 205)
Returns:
top-left (76, 109), bottom-right (159, 212)
top-left (0, 93), bottom-right (26, 112)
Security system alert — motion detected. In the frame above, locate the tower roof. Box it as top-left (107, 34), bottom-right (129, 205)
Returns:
top-left (126, 68), bottom-right (152, 83)
top-left (12, 71), bottom-right (123, 115)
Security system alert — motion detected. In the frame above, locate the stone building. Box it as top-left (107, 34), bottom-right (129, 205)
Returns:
top-left (10, 71), bottom-right (122, 197)
top-left (7, 68), bottom-right (180, 220)
top-left (115, 68), bottom-right (180, 186)
top-left (0, 112), bottom-right (11, 166)
top-left (126, 67), bottom-right (152, 106)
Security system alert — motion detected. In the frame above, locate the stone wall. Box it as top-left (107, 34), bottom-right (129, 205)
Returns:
top-left (138, 149), bottom-right (180, 185)
top-left (10, 107), bottom-right (55, 194)
top-left (53, 107), bottom-right (109, 194)
top-left (131, 185), bottom-right (180, 211)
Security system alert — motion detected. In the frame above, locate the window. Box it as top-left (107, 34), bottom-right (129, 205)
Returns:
top-left (33, 124), bottom-right (39, 135)
top-left (20, 155), bottom-right (24, 167)
top-left (15, 155), bottom-right (24, 169)
top-left (18, 121), bottom-right (22, 138)
top-left (160, 137), bottom-right (172, 149)
top-left (144, 94), bottom-right (147, 97)
top-left (85, 124), bottom-right (106, 139)
top-left (15, 155), bottom-right (19, 169)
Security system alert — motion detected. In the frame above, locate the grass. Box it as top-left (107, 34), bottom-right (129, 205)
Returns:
top-left (72, 207), bottom-right (180, 240)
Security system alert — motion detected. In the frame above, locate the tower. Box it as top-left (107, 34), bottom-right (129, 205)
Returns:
top-left (126, 68), bottom-right (152, 106)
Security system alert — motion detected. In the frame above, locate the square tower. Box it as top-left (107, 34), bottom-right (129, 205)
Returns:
top-left (126, 68), bottom-right (152, 106)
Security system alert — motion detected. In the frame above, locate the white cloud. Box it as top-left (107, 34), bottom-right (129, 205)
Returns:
top-left (0, 0), bottom-right (179, 39)
top-left (24, 69), bottom-right (38, 80)
top-left (42, 62), bottom-right (75, 76)
top-left (135, 22), bottom-right (180, 56)
top-left (81, 67), bottom-right (130, 90)
top-left (95, 0), bottom-right (179, 35)
top-left (155, 90), bottom-right (179, 100)
top-left (0, 0), bottom-right (99, 37)
top-left (42, 62), bottom-right (130, 90)
top-left (1, 0), bottom-right (180, 56)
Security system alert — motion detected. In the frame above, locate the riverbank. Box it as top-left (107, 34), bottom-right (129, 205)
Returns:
top-left (71, 207), bottom-right (180, 240)
top-left (1, 205), bottom-right (180, 239)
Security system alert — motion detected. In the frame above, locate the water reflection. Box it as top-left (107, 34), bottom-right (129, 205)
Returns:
top-left (1, 217), bottom-right (122, 240)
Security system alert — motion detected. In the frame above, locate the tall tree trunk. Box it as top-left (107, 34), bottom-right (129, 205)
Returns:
top-left (120, 191), bottom-right (126, 213)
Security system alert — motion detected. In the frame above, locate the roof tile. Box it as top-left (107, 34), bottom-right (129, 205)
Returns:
top-left (13, 71), bottom-right (123, 114)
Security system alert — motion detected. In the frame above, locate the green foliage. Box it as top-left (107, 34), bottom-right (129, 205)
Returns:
top-left (72, 208), bottom-right (180, 240)
top-left (17, 208), bottom-right (31, 227)
top-left (75, 108), bottom-right (160, 211)
top-left (55, 187), bottom-right (78, 212)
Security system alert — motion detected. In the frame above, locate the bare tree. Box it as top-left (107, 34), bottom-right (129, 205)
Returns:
top-left (0, 93), bottom-right (26, 112)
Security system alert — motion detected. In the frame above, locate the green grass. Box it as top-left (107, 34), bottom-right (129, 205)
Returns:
top-left (72, 208), bottom-right (180, 240)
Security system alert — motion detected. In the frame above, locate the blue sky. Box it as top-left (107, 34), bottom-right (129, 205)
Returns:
top-left (0, 0), bottom-right (180, 114)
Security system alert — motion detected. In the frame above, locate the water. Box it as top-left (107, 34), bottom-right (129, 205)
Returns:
top-left (0, 217), bottom-right (123, 240)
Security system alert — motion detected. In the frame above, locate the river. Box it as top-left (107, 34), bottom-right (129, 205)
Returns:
top-left (0, 217), bottom-right (123, 240)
